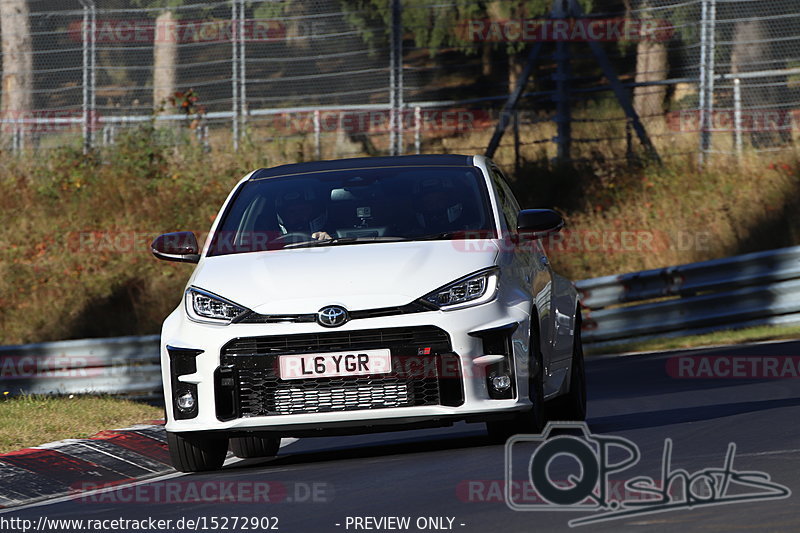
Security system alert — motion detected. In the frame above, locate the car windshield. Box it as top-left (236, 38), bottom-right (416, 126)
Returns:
top-left (207, 166), bottom-right (496, 256)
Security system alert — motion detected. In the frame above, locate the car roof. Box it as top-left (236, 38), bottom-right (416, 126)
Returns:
top-left (249, 154), bottom-right (476, 180)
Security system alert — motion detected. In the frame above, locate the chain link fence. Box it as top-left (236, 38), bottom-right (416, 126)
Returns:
top-left (698, 0), bottom-right (800, 160)
top-left (1, 0), bottom-right (799, 164)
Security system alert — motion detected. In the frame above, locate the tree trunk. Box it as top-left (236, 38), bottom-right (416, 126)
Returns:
top-left (1, 0), bottom-right (33, 119)
top-left (153, 10), bottom-right (177, 113)
top-left (481, 42), bottom-right (493, 77)
top-left (633, 40), bottom-right (668, 118)
top-left (731, 17), bottom-right (788, 146)
top-left (508, 51), bottom-right (524, 94)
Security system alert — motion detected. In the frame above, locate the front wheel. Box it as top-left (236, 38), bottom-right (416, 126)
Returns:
top-left (166, 431), bottom-right (228, 473)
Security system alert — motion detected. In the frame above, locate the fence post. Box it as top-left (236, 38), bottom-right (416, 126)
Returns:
top-left (90, 0), bottom-right (96, 148)
top-left (414, 105), bottom-right (421, 154)
top-left (81, 2), bottom-right (89, 154)
top-left (553, 1), bottom-right (571, 163)
top-left (13, 120), bottom-right (23, 153)
top-left (314, 109), bottom-right (321, 159)
top-left (231, 0), bottom-right (239, 151)
top-left (396, 0), bottom-right (404, 155)
top-left (733, 77), bottom-right (742, 156)
top-left (239, 0), bottom-right (246, 135)
top-left (513, 109), bottom-right (520, 174)
top-left (388, 0), bottom-right (403, 156)
top-left (80, 0), bottom-right (96, 153)
top-left (698, 0), bottom-right (716, 166)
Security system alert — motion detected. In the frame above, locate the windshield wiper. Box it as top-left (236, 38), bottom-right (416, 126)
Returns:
top-left (283, 236), bottom-right (410, 249)
top-left (412, 231), bottom-right (472, 241)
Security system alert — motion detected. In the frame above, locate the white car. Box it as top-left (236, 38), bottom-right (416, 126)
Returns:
top-left (152, 154), bottom-right (585, 472)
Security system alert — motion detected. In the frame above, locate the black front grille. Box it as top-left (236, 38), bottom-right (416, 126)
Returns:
top-left (222, 326), bottom-right (451, 359)
top-left (216, 326), bottom-right (461, 419)
top-left (236, 371), bottom-right (440, 416)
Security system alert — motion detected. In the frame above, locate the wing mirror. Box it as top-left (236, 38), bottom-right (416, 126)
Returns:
top-left (151, 232), bottom-right (200, 263)
top-left (516, 209), bottom-right (564, 240)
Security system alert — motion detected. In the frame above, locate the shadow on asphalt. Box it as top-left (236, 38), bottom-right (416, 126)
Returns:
top-left (586, 339), bottom-right (800, 400)
top-left (588, 395), bottom-right (800, 433)
top-left (224, 432), bottom-right (494, 472)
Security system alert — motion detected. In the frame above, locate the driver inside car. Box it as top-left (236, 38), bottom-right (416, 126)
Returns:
top-left (413, 178), bottom-right (468, 234)
top-left (275, 189), bottom-right (332, 241)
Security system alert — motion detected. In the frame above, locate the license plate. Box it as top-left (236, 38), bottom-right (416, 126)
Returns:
top-left (278, 349), bottom-right (392, 380)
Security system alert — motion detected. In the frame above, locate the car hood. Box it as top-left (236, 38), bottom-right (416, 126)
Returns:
top-left (189, 240), bottom-right (499, 314)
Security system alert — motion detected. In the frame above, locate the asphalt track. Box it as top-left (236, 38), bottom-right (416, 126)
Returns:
top-left (4, 340), bottom-right (800, 532)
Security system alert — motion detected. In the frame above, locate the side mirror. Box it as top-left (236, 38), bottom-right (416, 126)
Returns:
top-left (516, 209), bottom-right (564, 239)
top-left (151, 232), bottom-right (200, 263)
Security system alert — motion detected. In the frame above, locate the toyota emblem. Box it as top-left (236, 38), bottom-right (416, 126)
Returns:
top-left (317, 305), bottom-right (349, 327)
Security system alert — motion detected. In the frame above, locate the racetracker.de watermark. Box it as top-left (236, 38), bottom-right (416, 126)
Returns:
top-left (459, 18), bottom-right (674, 42)
top-left (0, 354), bottom-right (152, 380)
top-left (451, 229), bottom-right (712, 254)
top-left (667, 355), bottom-right (800, 379)
top-left (667, 109), bottom-right (797, 133)
top-left (73, 480), bottom-right (332, 504)
top-left (457, 479), bottom-right (660, 504)
top-left (68, 230), bottom-right (206, 254)
top-left (68, 19), bottom-right (287, 43)
top-left (268, 108), bottom-right (491, 135)
top-left (0, 110), bottom-right (101, 133)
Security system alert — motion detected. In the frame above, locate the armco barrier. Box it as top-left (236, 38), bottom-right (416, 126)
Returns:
top-left (0, 335), bottom-right (160, 398)
top-left (577, 245), bottom-right (800, 346)
top-left (1, 247), bottom-right (800, 395)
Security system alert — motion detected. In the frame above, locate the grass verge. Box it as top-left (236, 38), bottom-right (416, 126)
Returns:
top-left (0, 394), bottom-right (163, 454)
top-left (585, 324), bottom-right (800, 356)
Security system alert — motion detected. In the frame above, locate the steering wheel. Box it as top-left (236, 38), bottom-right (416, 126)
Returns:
top-left (272, 232), bottom-right (314, 244)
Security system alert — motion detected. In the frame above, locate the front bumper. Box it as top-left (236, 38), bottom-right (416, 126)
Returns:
top-left (161, 298), bottom-right (533, 434)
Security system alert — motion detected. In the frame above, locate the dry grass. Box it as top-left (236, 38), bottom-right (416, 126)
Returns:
top-left (0, 394), bottom-right (162, 454)
top-left (1, 113), bottom-right (800, 344)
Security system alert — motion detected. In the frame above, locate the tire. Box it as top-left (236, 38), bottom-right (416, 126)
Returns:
top-left (547, 310), bottom-right (587, 422)
top-left (486, 322), bottom-right (546, 441)
top-left (166, 431), bottom-right (228, 473)
top-left (229, 436), bottom-right (281, 459)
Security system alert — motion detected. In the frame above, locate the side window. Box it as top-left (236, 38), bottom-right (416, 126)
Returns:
top-left (490, 167), bottom-right (520, 231)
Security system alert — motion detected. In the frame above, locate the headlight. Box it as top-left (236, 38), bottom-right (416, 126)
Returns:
top-left (420, 268), bottom-right (499, 310)
top-left (185, 288), bottom-right (249, 324)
